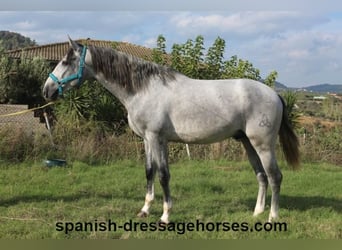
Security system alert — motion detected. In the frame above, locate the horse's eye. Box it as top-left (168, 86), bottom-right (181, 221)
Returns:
top-left (62, 60), bottom-right (68, 66)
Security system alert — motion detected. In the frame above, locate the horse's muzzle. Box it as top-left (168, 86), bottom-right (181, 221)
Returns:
top-left (43, 88), bottom-right (59, 101)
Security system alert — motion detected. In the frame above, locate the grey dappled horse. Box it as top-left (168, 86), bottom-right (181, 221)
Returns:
top-left (43, 38), bottom-right (299, 223)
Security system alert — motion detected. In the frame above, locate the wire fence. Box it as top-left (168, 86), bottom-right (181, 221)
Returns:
top-left (0, 104), bottom-right (47, 134)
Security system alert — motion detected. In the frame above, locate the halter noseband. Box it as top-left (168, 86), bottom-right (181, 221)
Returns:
top-left (49, 46), bottom-right (87, 96)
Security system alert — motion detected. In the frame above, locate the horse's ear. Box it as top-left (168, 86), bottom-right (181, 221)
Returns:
top-left (68, 35), bottom-right (80, 51)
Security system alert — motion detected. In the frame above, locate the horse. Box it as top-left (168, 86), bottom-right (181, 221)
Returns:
top-left (43, 37), bottom-right (299, 223)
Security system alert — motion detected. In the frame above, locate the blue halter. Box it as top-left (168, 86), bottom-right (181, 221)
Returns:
top-left (49, 46), bottom-right (87, 96)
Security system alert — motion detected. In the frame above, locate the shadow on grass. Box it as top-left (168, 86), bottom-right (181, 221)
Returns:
top-left (243, 195), bottom-right (341, 214)
top-left (0, 192), bottom-right (143, 207)
top-left (280, 195), bottom-right (342, 213)
top-left (193, 194), bottom-right (342, 216)
top-left (1, 193), bottom-right (340, 215)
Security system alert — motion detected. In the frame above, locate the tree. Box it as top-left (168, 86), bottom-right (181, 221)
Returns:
top-left (222, 55), bottom-right (261, 80)
top-left (0, 40), bottom-right (51, 104)
top-left (170, 35), bottom-right (205, 79)
top-left (0, 55), bottom-right (51, 104)
top-left (204, 37), bottom-right (225, 79)
top-left (155, 35), bottom-right (264, 82)
top-left (0, 31), bottom-right (37, 50)
top-left (151, 35), bottom-right (167, 65)
top-left (264, 70), bottom-right (278, 88)
top-left (0, 43), bottom-right (12, 103)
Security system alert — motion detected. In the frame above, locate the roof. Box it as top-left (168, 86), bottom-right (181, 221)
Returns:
top-left (4, 39), bottom-right (157, 62)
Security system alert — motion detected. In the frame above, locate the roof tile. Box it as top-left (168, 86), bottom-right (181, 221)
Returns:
top-left (5, 39), bottom-right (158, 62)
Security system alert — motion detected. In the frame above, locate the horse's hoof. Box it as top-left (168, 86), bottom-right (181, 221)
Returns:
top-left (137, 211), bottom-right (148, 218)
top-left (158, 220), bottom-right (169, 226)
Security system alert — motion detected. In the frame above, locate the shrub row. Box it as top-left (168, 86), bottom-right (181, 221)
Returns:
top-left (0, 119), bottom-right (341, 166)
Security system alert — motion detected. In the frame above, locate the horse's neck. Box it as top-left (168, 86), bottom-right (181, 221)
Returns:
top-left (86, 48), bottom-right (179, 109)
top-left (85, 50), bottom-right (132, 108)
top-left (93, 72), bottom-right (132, 108)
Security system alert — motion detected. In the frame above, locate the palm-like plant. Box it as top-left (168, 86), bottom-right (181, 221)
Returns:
top-left (54, 80), bottom-right (127, 133)
top-left (281, 90), bottom-right (301, 130)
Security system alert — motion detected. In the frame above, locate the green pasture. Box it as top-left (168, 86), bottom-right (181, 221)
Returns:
top-left (0, 160), bottom-right (340, 239)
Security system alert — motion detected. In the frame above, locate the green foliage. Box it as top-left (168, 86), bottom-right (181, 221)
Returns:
top-left (0, 45), bottom-right (51, 104)
top-left (54, 80), bottom-right (127, 135)
top-left (151, 35), bottom-right (167, 65)
top-left (152, 35), bottom-right (282, 87)
top-left (222, 55), bottom-right (261, 80)
top-left (204, 37), bottom-right (225, 79)
top-left (55, 89), bottom-right (95, 128)
top-left (322, 96), bottom-right (342, 122)
top-left (171, 35), bottom-right (206, 79)
top-left (0, 127), bottom-right (33, 162)
top-left (263, 70), bottom-right (278, 88)
top-left (296, 93), bottom-right (342, 122)
top-left (161, 35), bottom-right (264, 81)
top-left (299, 123), bottom-right (342, 164)
top-left (0, 51), bottom-right (12, 103)
top-left (156, 35), bottom-right (166, 53)
top-left (111, 41), bottom-right (120, 50)
top-left (0, 30), bottom-right (37, 50)
top-left (316, 127), bottom-right (342, 153)
top-left (281, 90), bottom-right (301, 130)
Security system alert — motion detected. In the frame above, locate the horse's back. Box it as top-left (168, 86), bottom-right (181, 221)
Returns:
top-left (171, 77), bottom-right (281, 118)
top-left (165, 77), bottom-right (281, 143)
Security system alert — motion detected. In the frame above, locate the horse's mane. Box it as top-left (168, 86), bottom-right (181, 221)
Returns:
top-left (88, 45), bottom-right (176, 93)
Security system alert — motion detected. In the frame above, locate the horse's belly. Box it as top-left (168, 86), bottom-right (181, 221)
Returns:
top-left (167, 121), bottom-right (240, 144)
top-left (169, 131), bottom-right (234, 144)
top-left (167, 100), bottom-right (242, 143)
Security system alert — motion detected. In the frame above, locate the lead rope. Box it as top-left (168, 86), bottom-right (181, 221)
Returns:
top-left (0, 101), bottom-right (55, 117)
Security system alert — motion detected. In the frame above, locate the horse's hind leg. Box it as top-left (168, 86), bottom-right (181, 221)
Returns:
top-left (240, 136), bottom-right (268, 216)
top-left (249, 138), bottom-right (283, 222)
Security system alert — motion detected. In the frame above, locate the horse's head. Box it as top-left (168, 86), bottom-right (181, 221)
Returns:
top-left (43, 37), bottom-right (90, 101)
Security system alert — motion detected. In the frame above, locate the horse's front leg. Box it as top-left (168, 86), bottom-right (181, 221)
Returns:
top-left (138, 139), bottom-right (156, 218)
top-left (140, 133), bottom-right (171, 224)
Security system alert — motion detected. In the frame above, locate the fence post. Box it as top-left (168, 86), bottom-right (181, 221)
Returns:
top-left (185, 144), bottom-right (191, 160)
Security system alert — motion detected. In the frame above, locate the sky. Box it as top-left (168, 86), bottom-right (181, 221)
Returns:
top-left (0, 1), bottom-right (342, 88)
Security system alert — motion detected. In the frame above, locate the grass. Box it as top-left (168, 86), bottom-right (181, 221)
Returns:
top-left (0, 160), bottom-right (340, 239)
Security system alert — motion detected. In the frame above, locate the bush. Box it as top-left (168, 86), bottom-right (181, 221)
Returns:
top-left (298, 124), bottom-right (342, 165)
top-left (1, 120), bottom-right (342, 166)
top-left (53, 80), bottom-right (127, 135)
top-left (0, 126), bottom-right (30, 162)
top-left (0, 56), bottom-right (51, 104)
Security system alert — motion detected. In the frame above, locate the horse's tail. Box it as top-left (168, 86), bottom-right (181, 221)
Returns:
top-left (278, 95), bottom-right (300, 169)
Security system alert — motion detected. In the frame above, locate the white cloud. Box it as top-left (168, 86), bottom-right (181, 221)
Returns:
top-left (0, 12), bottom-right (157, 44)
top-left (170, 12), bottom-right (328, 39)
top-left (143, 37), bottom-right (157, 48)
top-left (256, 30), bottom-right (342, 85)
top-left (168, 11), bottom-right (342, 86)
top-left (1, 11), bottom-right (342, 87)
top-left (13, 20), bottom-right (37, 29)
top-left (287, 49), bottom-right (310, 59)
top-left (121, 34), bottom-right (141, 44)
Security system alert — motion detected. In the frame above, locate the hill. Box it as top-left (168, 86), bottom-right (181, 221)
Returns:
top-left (274, 81), bottom-right (288, 91)
top-left (303, 84), bottom-right (342, 93)
top-left (0, 31), bottom-right (37, 50)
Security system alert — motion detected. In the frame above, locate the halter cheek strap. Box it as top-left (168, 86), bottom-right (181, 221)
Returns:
top-left (49, 46), bottom-right (87, 96)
